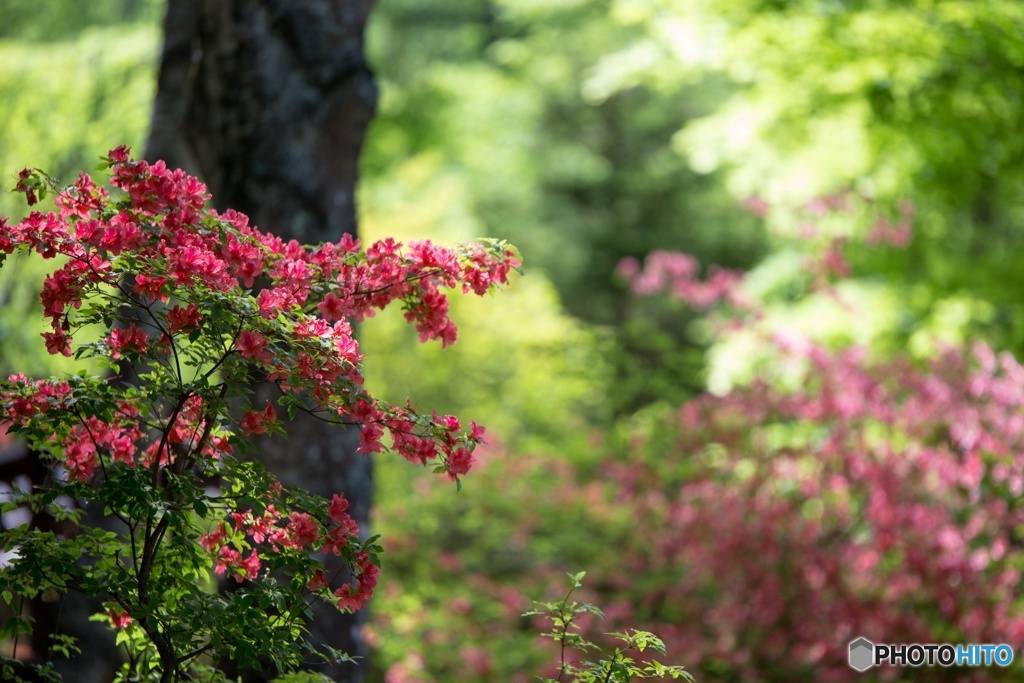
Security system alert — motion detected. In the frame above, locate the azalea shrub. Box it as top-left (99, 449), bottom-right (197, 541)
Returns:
top-left (596, 239), bottom-right (1024, 681)
top-left (599, 326), bottom-right (1024, 682)
top-left (0, 148), bottom-right (519, 682)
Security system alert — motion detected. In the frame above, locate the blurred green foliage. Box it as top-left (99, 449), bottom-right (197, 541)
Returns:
top-left (667, 0), bottom-right (1024, 357)
top-left (0, 3), bottom-right (158, 215)
top-left (0, 0), bottom-right (161, 43)
top-left (362, 0), bottom-right (769, 418)
top-left (0, 0), bottom-right (158, 377)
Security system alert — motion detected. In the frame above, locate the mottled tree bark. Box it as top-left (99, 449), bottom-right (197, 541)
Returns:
top-left (146, 1), bottom-right (377, 680)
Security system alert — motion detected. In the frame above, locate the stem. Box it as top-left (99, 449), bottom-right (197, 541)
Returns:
top-left (135, 385), bottom-right (204, 683)
top-left (181, 641), bottom-right (214, 663)
top-left (555, 582), bottom-right (579, 683)
top-left (12, 595), bottom-right (23, 664)
top-left (135, 507), bottom-right (178, 683)
top-left (128, 519), bottom-right (141, 591)
top-left (151, 391), bottom-right (192, 490)
top-left (195, 320), bottom-right (245, 385)
top-left (151, 621), bottom-right (178, 683)
top-left (135, 379), bottom-right (227, 681)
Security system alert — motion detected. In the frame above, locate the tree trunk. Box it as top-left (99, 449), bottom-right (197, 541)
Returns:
top-left (146, 1), bottom-right (377, 680)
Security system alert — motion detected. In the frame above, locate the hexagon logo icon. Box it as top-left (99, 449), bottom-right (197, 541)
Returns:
top-left (849, 637), bottom-right (874, 672)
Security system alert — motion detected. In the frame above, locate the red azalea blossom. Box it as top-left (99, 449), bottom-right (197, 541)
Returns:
top-left (240, 400), bottom-right (277, 436)
top-left (334, 584), bottom-right (367, 612)
top-left (333, 552), bottom-right (380, 612)
top-left (308, 571), bottom-right (328, 592)
top-left (237, 550), bottom-right (261, 582)
top-left (317, 292), bottom-right (347, 322)
top-left (329, 493), bottom-right (351, 522)
top-left (167, 302), bottom-right (203, 334)
top-left (200, 526), bottom-right (227, 552)
top-left (446, 447), bottom-right (475, 480)
top-left (285, 512), bottom-right (319, 549)
top-left (107, 145), bottom-right (131, 163)
top-left (133, 273), bottom-right (169, 301)
top-left (236, 329), bottom-right (269, 361)
top-left (108, 607), bottom-right (132, 629)
top-left (107, 324), bottom-right (149, 359)
top-left (41, 330), bottom-right (72, 357)
top-left (214, 546), bottom-right (241, 577)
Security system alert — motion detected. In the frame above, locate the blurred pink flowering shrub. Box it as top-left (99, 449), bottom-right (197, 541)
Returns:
top-left (599, 331), bottom-right (1024, 681)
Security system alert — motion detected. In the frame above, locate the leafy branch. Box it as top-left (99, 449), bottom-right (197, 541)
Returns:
top-left (525, 572), bottom-right (693, 683)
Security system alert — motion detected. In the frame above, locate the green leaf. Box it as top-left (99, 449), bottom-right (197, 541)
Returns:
top-left (2, 616), bottom-right (31, 639)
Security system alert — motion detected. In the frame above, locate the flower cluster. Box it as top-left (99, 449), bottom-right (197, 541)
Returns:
top-left (195, 491), bottom-right (377, 610)
top-left (0, 148), bottom-right (519, 678)
top-left (617, 250), bottom-right (745, 310)
top-left (2, 147), bottom-right (520, 484)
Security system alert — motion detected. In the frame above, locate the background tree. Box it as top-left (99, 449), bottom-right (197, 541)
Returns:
top-left (145, 1), bottom-right (378, 680)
